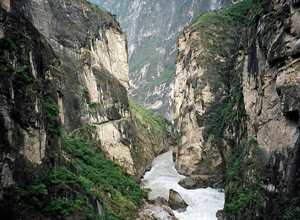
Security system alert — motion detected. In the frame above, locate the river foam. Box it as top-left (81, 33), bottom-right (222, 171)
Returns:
top-left (142, 149), bottom-right (225, 220)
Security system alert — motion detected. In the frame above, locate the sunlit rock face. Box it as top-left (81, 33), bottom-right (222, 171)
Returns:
top-left (173, 27), bottom-right (225, 176)
top-left (90, 0), bottom-right (223, 120)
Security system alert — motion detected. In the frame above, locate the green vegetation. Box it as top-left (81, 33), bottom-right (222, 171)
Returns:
top-left (191, 0), bottom-right (251, 64)
top-left (44, 91), bottom-right (61, 135)
top-left (62, 135), bottom-right (146, 219)
top-left (129, 98), bottom-right (171, 171)
top-left (0, 135), bottom-right (146, 219)
top-left (224, 139), bottom-right (266, 219)
top-left (0, 166), bottom-right (99, 220)
top-left (129, 98), bottom-right (170, 138)
top-left (273, 196), bottom-right (300, 220)
top-left (204, 84), bottom-right (244, 145)
top-left (89, 102), bottom-right (102, 108)
top-left (49, 65), bottom-right (66, 75)
top-left (222, 0), bottom-right (232, 7)
top-left (0, 29), bottom-right (33, 82)
top-left (130, 50), bottom-right (160, 72)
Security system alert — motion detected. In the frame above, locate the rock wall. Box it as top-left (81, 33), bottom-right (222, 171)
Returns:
top-left (4, 0), bottom-right (168, 176)
top-left (10, 0), bottom-right (137, 173)
top-left (173, 1), bottom-right (250, 177)
top-left (0, 0), bottom-right (170, 219)
top-left (173, 27), bottom-right (226, 176)
top-left (174, 0), bottom-right (300, 217)
top-left (234, 0), bottom-right (300, 217)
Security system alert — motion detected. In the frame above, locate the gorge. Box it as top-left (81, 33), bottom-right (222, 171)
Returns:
top-left (89, 0), bottom-right (223, 120)
top-left (0, 0), bottom-right (299, 219)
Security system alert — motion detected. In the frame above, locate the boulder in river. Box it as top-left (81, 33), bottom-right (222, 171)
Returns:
top-left (168, 189), bottom-right (189, 211)
top-left (178, 175), bottom-right (225, 189)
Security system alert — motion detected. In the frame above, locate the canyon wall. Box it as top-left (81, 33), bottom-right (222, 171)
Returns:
top-left (174, 0), bottom-right (300, 218)
top-left (0, 0), bottom-right (169, 219)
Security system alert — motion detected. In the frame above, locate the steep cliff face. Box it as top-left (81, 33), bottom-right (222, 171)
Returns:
top-left (0, 0), bottom-right (169, 219)
top-left (90, 0), bottom-right (223, 120)
top-left (231, 0), bottom-right (300, 218)
top-left (0, 0), bottom-right (59, 192)
top-left (8, 0), bottom-right (169, 176)
top-left (173, 1), bottom-right (250, 177)
top-left (174, 0), bottom-right (300, 218)
top-left (10, 0), bottom-right (137, 173)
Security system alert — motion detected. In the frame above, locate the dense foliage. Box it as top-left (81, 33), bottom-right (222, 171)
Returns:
top-left (224, 139), bottom-right (266, 219)
top-left (62, 135), bottom-right (147, 209)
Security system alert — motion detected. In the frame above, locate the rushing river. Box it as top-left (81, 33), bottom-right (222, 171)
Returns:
top-left (142, 149), bottom-right (225, 220)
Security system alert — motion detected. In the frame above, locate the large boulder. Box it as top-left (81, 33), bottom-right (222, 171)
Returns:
top-left (168, 189), bottom-right (189, 211)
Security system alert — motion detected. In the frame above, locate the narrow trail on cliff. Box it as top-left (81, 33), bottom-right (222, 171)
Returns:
top-left (142, 149), bottom-right (225, 220)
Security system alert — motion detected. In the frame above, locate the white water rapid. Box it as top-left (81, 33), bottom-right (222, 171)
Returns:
top-left (142, 149), bottom-right (225, 220)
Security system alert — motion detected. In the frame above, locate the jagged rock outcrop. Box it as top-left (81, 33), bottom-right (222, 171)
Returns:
top-left (173, 26), bottom-right (227, 176)
top-left (173, 0), bottom-right (300, 218)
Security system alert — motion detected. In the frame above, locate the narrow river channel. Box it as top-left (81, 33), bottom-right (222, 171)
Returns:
top-left (142, 149), bottom-right (225, 220)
